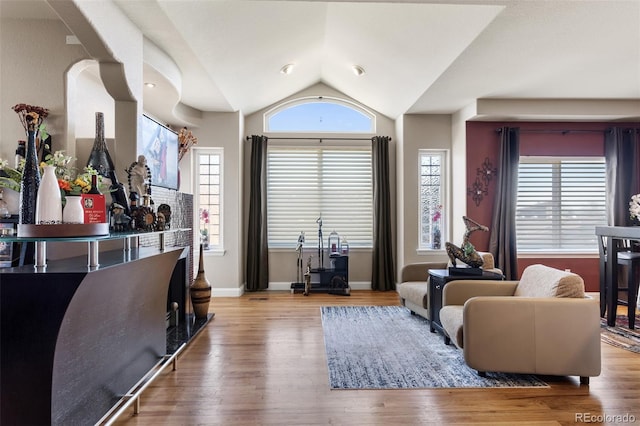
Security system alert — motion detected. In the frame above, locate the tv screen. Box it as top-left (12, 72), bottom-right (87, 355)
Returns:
top-left (139, 114), bottom-right (179, 190)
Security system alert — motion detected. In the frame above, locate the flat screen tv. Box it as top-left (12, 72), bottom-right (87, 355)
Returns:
top-left (139, 114), bottom-right (179, 190)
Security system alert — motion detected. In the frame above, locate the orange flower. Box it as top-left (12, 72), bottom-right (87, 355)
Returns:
top-left (57, 179), bottom-right (72, 192)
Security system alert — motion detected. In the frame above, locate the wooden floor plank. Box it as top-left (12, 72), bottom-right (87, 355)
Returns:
top-left (113, 291), bottom-right (640, 425)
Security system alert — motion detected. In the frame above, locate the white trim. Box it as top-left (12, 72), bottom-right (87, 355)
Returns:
top-left (517, 252), bottom-right (599, 259)
top-left (193, 147), bottom-right (224, 251)
top-left (212, 281), bottom-right (392, 297)
top-left (416, 248), bottom-right (448, 256)
top-left (418, 149), bottom-right (449, 251)
top-left (211, 287), bottom-right (244, 297)
top-left (268, 281), bottom-right (373, 292)
top-left (202, 249), bottom-right (226, 256)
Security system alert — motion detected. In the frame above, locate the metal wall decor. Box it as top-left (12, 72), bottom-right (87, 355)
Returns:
top-left (467, 157), bottom-right (497, 206)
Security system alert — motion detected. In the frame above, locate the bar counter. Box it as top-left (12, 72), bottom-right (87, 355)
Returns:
top-left (0, 246), bottom-right (185, 425)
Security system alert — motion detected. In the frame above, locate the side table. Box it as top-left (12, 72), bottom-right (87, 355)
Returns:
top-left (428, 269), bottom-right (504, 334)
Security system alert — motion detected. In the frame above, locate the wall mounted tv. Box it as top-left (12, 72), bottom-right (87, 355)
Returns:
top-left (139, 114), bottom-right (179, 190)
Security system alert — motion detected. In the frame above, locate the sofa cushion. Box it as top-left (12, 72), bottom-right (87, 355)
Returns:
top-left (397, 281), bottom-right (429, 309)
top-left (514, 264), bottom-right (585, 298)
top-left (440, 305), bottom-right (464, 348)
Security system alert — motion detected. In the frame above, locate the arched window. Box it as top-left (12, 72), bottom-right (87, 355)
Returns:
top-left (265, 97), bottom-right (375, 133)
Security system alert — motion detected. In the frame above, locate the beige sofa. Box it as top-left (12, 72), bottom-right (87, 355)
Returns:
top-left (439, 264), bottom-right (601, 385)
top-left (397, 252), bottom-right (500, 321)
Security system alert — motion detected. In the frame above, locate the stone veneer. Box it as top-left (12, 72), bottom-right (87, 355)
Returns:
top-left (137, 187), bottom-right (194, 286)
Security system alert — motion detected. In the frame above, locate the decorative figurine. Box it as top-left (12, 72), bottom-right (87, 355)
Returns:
top-left (127, 155), bottom-right (152, 201)
top-left (316, 217), bottom-right (324, 270)
top-left (303, 256), bottom-right (312, 296)
top-left (157, 204), bottom-right (171, 228)
top-left (156, 211), bottom-right (166, 231)
top-left (445, 216), bottom-right (488, 268)
top-left (295, 231), bottom-right (305, 284)
top-left (110, 203), bottom-right (131, 232)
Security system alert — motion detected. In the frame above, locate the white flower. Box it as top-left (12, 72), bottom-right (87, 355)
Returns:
top-left (630, 194), bottom-right (640, 221)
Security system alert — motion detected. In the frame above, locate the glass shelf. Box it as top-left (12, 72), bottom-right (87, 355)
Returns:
top-left (0, 228), bottom-right (191, 268)
top-left (0, 227), bottom-right (190, 243)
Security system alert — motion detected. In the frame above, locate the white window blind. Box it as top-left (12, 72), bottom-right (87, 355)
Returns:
top-left (267, 146), bottom-right (372, 248)
top-left (516, 157), bottom-right (606, 252)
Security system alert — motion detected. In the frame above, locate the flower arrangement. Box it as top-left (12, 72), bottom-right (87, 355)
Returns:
top-left (200, 208), bottom-right (210, 249)
top-left (0, 151), bottom-right (101, 196)
top-left (630, 194), bottom-right (640, 223)
top-left (44, 152), bottom-right (101, 196)
top-left (178, 127), bottom-right (198, 161)
top-left (12, 104), bottom-right (49, 137)
top-left (432, 204), bottom-right (442, 223)
top-left (200, 208), bottom-right (209, 229)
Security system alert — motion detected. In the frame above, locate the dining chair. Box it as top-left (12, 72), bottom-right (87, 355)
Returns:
top-left (598, 235), bottom-right (640, 329)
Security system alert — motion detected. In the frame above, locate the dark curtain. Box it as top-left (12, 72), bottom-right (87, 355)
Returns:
top-left (605, 128), bottom-right (640, 226)
top-left (246, 135), bottom-right (269, 291)
top-left (489, 127), bottom-right (519, 280)
top-left (371, 136), bottom-right (395, 291)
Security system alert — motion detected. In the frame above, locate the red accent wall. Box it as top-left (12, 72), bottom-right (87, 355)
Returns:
top-left (465, 121), bottom-right (638, 292)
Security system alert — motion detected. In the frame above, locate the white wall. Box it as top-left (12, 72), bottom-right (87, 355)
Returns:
top-left (0, 18), bottom-right (88, 162)
top-left (48, 0), bottom-right (144, 185)
top-left (180, 111), bottom-right (244, 296)
top-left (399, 114), bottom-right (452, 267)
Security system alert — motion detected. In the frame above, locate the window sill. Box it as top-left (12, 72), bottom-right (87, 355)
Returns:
top-left (517, 252), bottom-right (598, 258)
top-left (416, 248), bottom-right (447, 256)
top-left (202, 248), bottom-right (226, 256)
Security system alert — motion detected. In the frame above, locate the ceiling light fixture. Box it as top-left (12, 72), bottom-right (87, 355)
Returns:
top-left (352, 65), bottom-right (365, 76)
top-left (145, 82), bottom-right (156, 88)
top-left (280, 63), bottom-right (295, 75)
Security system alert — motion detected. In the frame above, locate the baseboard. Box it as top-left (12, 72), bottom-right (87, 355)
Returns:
top-left (211, 287), bottom-right (244, 297)
top-left (269, 281), bottom-right (374, 291)
top-left (212, 282), bottom-right (398, 297)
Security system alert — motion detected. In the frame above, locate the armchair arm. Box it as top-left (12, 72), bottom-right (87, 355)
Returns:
top-left (442, 280), bottom-right (518, 306)
top-left (401, 262), bottom-right (447, 283)
top-left (463, 297), bottom-right (601, 377)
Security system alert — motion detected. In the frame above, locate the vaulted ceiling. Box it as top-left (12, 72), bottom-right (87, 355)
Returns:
top-left (3, 0), bottom-right (640, 125)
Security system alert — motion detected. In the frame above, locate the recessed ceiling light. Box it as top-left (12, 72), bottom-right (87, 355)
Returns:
top-left (145, 82), bottom-right (156, 88)
top-left (352, 65), bottom-right (365, 76)
top-left (280, 63), bottom-right (295, 75)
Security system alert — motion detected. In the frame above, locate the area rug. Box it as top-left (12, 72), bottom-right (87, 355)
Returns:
top-left (600, 314), bottom-right (640, 353)
top-left (320, 305), bottom-right (548, 389)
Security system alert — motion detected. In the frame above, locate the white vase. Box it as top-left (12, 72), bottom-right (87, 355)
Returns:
top-left (63, 195), bottom-right (84, 224)
top-left (36, 165), bottom-right (62, 224)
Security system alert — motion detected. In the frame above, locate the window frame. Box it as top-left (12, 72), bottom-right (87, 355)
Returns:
top-left (418, 149), bottom-right (449, 252)
top-left (264, 96), bottom-right (376, 133)
top-left (516, 155), bottom-right (606, 255)
top-left (193, 147), bottom-right (224, 255)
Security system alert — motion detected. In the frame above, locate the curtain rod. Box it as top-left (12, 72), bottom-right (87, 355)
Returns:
top-left (245, 136), bottom-right (391, 141)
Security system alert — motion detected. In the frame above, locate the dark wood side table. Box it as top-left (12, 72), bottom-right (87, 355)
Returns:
top-left (428, 268), bottom-right (504, 334)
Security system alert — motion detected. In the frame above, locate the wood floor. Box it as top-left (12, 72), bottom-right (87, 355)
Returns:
top-left (114, 291), bottom-right (640, 425)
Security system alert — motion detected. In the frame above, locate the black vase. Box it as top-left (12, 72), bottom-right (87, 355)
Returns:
top-left (87, 112), bottom-right (116, 177)
top-left (19, 129), bottom-right (41, 224)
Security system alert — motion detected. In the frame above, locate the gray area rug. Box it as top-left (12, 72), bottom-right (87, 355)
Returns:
top-left (321, 305), bottom-right (548, 389)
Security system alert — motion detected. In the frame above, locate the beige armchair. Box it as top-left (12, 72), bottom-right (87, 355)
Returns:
top-left (439, 264), bottom-right (601, 385)
top-left (397, 252), bottom-right (500, 321)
